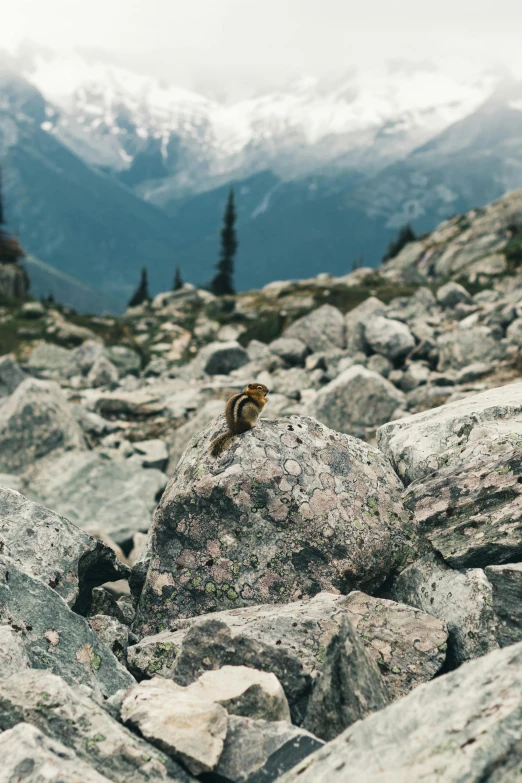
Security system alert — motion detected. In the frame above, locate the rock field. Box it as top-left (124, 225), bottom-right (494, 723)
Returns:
top-left (2, 190), bottom-right (522, 780)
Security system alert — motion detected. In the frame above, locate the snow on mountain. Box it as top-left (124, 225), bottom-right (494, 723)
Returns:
top-left (14, 45), bottom-right (503, 200)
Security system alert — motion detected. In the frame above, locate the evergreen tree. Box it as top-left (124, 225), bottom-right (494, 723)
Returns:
top-left (128, 267), bottom-right (151, 307)
top-left (382, 223), bottom-right (416, 263)
top-left (211, 189), bottom-right (238, 296)
top-left (173, 265), bottom-right (183, 291)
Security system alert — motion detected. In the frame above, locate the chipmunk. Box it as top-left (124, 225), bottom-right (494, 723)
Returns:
top-left (209, 383), bottom-right (270, 457)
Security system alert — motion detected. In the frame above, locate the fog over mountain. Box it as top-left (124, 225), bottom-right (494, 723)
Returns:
top-left (1, 21), bottom-right (522, 309)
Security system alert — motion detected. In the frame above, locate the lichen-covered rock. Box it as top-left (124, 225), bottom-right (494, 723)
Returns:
top-left (0, 625), bottom-right (31, 678)
top-left (0, 487), bottom-right (129, 612)
top-left (88, 615), bottom-right (129, 664)
top-left (29, 450), bottom-right (167, 546)
top-left (364, 316), bottom-right (415, 361)
top-left (0, 556), bottom-right (133, 699)
top-left (377, 381), bottom-right (522, 486)
top-left (279, 642), bottom-right (522, 783)
top-left (309, 366), bottom-right (405, 437)
top-left (0, 355), bottom-right (25, 397)
top-left (134, 415), bottom-right (413, 637)
top-left (486, 563), bottom-right (522, 647)
top-left (121, 677), bottom-right (228, 776)
top-left (390, 554), bottom-right (498, 667)
top-left (0, 670), bottom-right (192, 783)
top-left (284, 305), bottom-right (345, 352)
top-left (129, 591), bottom-right (445, 703)
top-left (0, 723), bottom-right (114, 783)
top-left (215, 716), bottom-right (323, 783)
top-left (0, 379), bottom-right (86, 473)
top-left (303, 615), bottom-right (389, 741)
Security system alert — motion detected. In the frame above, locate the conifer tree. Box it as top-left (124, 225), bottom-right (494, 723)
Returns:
top-left (382, 223), bottom-right (416, 263)
top-left (128, 267), bottom-right (151, 307)
top-left (173, 265), bottom-right (183, 291)
top-left (211, 189), bottom-right (237, 296)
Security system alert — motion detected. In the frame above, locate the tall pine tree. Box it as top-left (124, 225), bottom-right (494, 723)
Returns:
top-left (128, 267), bottom-right (151, 307)
top-left (211, 189), bottom-right (237, 296)
top-left (173, 265), bottom-right (183, 291)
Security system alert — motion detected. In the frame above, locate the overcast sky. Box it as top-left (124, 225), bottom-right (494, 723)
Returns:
top-left (2, 0), bottom-right (522, 96)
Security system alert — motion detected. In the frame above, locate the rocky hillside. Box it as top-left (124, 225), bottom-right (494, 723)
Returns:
top-left (2, 191), bottom-right (522, 779)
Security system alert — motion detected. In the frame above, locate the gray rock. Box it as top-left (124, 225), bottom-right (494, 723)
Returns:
top-left (310, 365), bottom-right (405, 437)
top-left (30, 450), bottom-right (167, 546)
top-left (89, 587), bottom-right (131, 626)
top-left (0, 487), bottom-right (129, 612)
top-left (366, 353), bottom-right (392, 377)
top-left (21, 301), bottom-right (46, 318)
top-left (437, 326), bottom-right (505, 371)
top-left (364, 316), bottom-right (415, 361)
top-left (284, 305), bottom-right (345, 352)
top-left (87, 355), bottom-right (119, 388)
top-left (72, 340), bottom-right (104, 374)
top-left (215, 716), bottom-right (323, 783)
top-left (436, 281), bottom-right (473, 308)
top-left (455, 361), bottom-right (493, 383)
top-left (166, 399), bottom-right (224, 473)
top-left (25, 343), bottom-right (76, 380)
top-left (400, 361), bottom-right (430, 391)
top-left (186, 665), bottom-right (291, 722)
top-left (0, 670), bottom-right (192, 782)
top-left (268, 337), bottom-right (309, 365)
top-left (133, 439), bottom-right (169, 471)
top-left (88, 615), bottom-right (129, 664)
top-left (147, 618), bottom-right (311, 726)
top-left (0, 723), bottom-right (113, 783)
top-left (278, 642), bottom-right (522, 783)
top-left (0, 379), bottom-right (85, 473)
top-left (0, 355), bottom-right (25, 397)
top-left (121, 677), bottom-right (228, 776)
top-left (72, 406), bottom-right (118, 437)
top-left (105, 345), bottom-right (141, 376)
top-left (0, 557), bottom-right (133, 699)
top-left (0, 625), bottom-right (31, 678)
top-left (134, 415), bottom-right (412, 637)
top-left (194, 340), bottom-right (249, 376)
top-left (486, 563), bottom-right (522, 647)
top-left (129, 591), bottom-right (445, 706)
top-left (377, 381), bottom-right (522, 486)
top-left (345, 296), bottom-right (387, 354)
top-left (390, 554), bottom-right (498, 667)
top-left (506, 317), bottom-right (522, 345)
top-left (303, 615), bottom-right (389, 741)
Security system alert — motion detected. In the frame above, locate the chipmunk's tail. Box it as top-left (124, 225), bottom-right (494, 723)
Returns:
top-left (208, 430), bottom-right (235, 457)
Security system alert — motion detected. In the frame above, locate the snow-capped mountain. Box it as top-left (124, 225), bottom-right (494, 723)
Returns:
top-left (16, 45), bottom-right (504, 203)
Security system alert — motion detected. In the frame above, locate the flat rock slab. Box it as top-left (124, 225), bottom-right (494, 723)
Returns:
top-left (0, 556), bottom-right (133, 700)
top-left (0, 378), bottom-right (85, 473)
top-left (0, 487), bottom-right (129, 612)
top-left (377, 380), bottom-right (522, 486)
top-left (0, 670), bottom-right (192, 783)
top-left (135, 416), bottom-right (413, 636)
top-left (0, 722), bottom-right (113, 783)
top-left (486, 562), bottom-right (522, 647)
top-left (121, 677), bottom-right (228, 776)
top-left (279, 641), bottom-right (522, 783)
top-left (29, 450), bottom-right (167, 546)
top-left (215, 716), bottom-right (323, 783)
top-left (129, 591), bottom-right (447, 702)
top-left (390, 554), bottom-right (498, 667)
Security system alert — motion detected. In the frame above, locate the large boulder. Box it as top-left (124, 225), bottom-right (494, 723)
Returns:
top-left (0, 378), bottom-right (85, 473)
top-left (279, 642), bottom-right (522, 783)
top-left (486, 563), bottom-right (522, 647)
top-left (436, 281), bottom-right (473, 308)
top-left (268, 337), bottom-right (309, 365)
top-left (192, 340), bottom-right (249, 376)
top-left (437, 325), bottom-right (505, 371)
top-left (309, 366), bottom-right (405, 437)
top-left (345, 296), bottom-right (387, 354)
top-left (364, 316), bottom-right (415, 361)
top-left (26, 342), bottom-right (77, 380)
top-left (284, 305), bottom-right (345, 352)
top-left (134, 415), bottom-right (413, 637)
top-left (29, 451), bottom-right (167, 546)
top-left (0, 670), bottom-right (191, 783)
top-left (0, 723), bottom-right (114, 783)
top-left (0, 487), bottom-right (129, 612)
top-left (0, 557), bottom-right (133, 699)
top-left (105, 345), bottom-right (141, 376)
